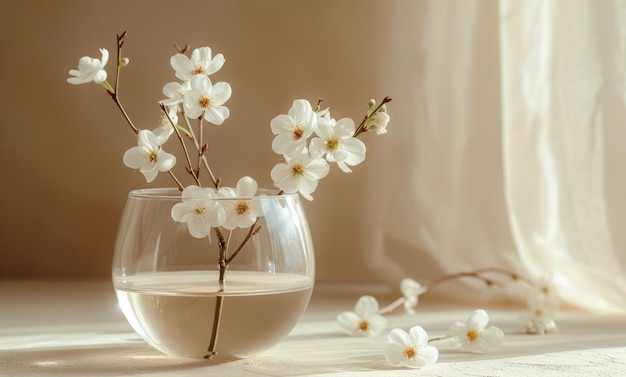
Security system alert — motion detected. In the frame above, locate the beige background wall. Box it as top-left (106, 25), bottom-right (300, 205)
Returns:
top-left (0, 0), bottom-right (394, 282)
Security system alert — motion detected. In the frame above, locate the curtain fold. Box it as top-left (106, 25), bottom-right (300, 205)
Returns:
top-left (500, 0), bottom-right (626, 312)
top-left (366, 0), bottom-right (626, 313)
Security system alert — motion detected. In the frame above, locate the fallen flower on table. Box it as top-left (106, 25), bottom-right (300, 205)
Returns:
top-left (448, 309), bottom-right (504, 353)
top-left (377, 278), bottom-right (427, 315)
top-left (382, 309), bottom-right (503, 369)
top-left (337, 295), bottom-right (387, 336)
top-left (384, 325), bottom-right (438, 368)
top-left (520, 288), bottom-right (559, 335)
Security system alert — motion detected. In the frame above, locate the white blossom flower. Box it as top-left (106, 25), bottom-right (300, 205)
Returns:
top-left (170, 46), bottom-right (225, 81)
top-left (67, 48), bottom-right (109, 85)
top-left (531, 278), bottom-right (559, 314)
top-left (521, 290), bottom-right (559, 335)
top-left (152, 106), bottom-right (178, 141)
top-left (183, 76), bottom-right (231, 125)
top-left (270, 153), bottom-right (329, 201)
top-left (171, 185), bottom-right (226, 238)
top-left (123, 130), bottom-right (176, 183)
top-left (448, 309), bottom-right (504, 353)
top-left (365, 111), bottom-right (390, 135)
top-left (384, 325), bottom-right (439, 368)
top-left (309, 115), bottom-right (366, 173)
top-left (160, 81), bottom-right (190, 108)
top-left (400, 279), bottom-right (427, 315)
top-left (270, 99), bottom-right (317, 157)
top-left (337, 295), bottom-right (387, 336)
top-left (217, 176), bottom-right (264, 230)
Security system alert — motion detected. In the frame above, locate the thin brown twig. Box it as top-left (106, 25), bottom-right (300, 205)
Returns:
top-left (205, 295), bottom-right (224, 359)
top-left (160, 103), bottom-right (200, 186)
top-left (225, 221), bottom-right (261, 265)
top-left (109, 31), bottom-right (139, 134)
top-left (182, 114), bottom-right (219, 188)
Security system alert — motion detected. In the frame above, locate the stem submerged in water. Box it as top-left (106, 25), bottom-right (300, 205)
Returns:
top-left (204, 224), bottom-right (259, 359)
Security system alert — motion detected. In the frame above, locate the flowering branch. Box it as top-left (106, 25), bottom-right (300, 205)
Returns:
top-left (337, 267), bottom-right (560, 368)
top-left (68, 31), bottom-right (393, 360)
top-left (353, 96), bottom-right (392, 137)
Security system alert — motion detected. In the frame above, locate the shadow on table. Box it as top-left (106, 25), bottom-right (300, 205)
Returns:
top-left (0, 336), bottom-right (238, 375)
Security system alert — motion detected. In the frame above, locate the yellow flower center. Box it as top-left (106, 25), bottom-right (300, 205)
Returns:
top-left (194, 205), bottom-right (205, 215)
top-left (291, 164), bottom-right (305, 177)
top-left (292, 125), bottom-right (304, 140)
top-left (403, 345), bottom-right (418, 360)
top-left (358, 320), bottom-right (369, 332)
top-left (145, 150), bottom-right (158, 163)
top-left (467, 329), bottom-right (479, 342)
top-left (200, 95), bottom-right (212, 108)
top-left (236, 201), bottom-right (250, 215)
top-left (327, 138), bottom-right (340, 151)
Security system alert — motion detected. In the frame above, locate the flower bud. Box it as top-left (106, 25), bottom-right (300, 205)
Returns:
top-left (121, 57), bottom-right (130, 67)
top-left (366, 112), bottom-right (390, 135)
top-left (368, 99), bottom-right (376, 108)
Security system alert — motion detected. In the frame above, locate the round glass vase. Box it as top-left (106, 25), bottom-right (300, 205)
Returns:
top-left (112, 188), bottom-right (315, 360)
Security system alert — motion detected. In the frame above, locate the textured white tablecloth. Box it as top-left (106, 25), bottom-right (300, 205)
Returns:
top-left (1, 279), bottom-right (625, 376)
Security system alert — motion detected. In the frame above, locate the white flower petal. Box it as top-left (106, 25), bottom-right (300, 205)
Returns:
top-left (289, 99), bottom-right (313, 122)
top-left (366, 315), bottom-right (387, 336)
top-left (384, 342), bottom-right (406, 365)
top-left (337, 311), bottom-right (361, 334)
top-left (408, 325), bottom-right (429, 346)
top-left (481, 326), bottom-right (504, 349)
top-left (92, 69), bottom-right (107, 84)
top-left (419, 345), bottom-right (439, 365)
top-left (156, 150), bottom-right (176, 172)
top-left (236, 176), bottom-right (258, 197)
top-left (141, 166), bottom-right (158, 183)
top-left (122, 146), bottom-right (147, 169)
top-left (355, 295), bottom-right (379, 317)
top-left (305, 158), bottom-right (330, 180)
top-left (468, 309), bottom-right (490, 330)
top-left (211, 81), bottom-right (232, 103)
top-left (206, 53), bottom-right (225, 75)
top-left (204, 106), bottom-right (230, 125)
top-left (171, 202), bottom-right (192, 222)
top-left (187, 218), bottom-right (212, 238)
top-left (387, 328), bottom-right (411, 346)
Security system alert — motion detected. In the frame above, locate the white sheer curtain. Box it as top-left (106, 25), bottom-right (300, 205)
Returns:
top-left (365, 0), bottom-right (626, 313)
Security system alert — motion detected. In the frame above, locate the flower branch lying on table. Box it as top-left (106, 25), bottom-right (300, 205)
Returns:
top-left (337, 268), bottom-right (559, 369)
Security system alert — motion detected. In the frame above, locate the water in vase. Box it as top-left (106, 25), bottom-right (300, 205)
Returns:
top-left (114, 270), bottom-right (314, 359)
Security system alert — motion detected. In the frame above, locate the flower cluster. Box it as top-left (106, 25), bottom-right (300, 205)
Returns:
top-left (67, 32), bottom-right (391, 247)
top-left (67, 36), bottom-right (390, 207)
top-left (336, 268), bottom-right (559, 369)
top-left (270, 98), bottom-right (389, 201)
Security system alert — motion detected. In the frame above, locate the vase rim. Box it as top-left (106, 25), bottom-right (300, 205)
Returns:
top-left (127, 187), bottom-right (298, 200)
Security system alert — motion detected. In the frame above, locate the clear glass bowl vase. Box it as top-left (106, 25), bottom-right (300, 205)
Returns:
top-left (112, 188), bottom-right (315, 360)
